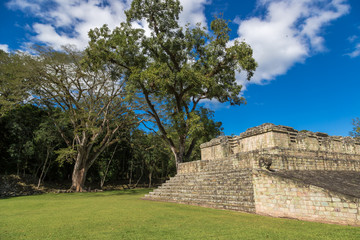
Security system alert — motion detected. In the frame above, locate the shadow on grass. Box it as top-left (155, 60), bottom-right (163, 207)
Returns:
top-left (0, 188), bottom-right (153, 200)
top-left (60, 188), bottom-right (153, 198)
top-left (0, 192), bottom-right (44, 200)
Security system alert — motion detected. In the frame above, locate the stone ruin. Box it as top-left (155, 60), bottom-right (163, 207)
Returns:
top-left (143, 123), bottom-right (360, 226)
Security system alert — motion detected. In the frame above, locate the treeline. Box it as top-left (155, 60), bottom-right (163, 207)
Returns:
top-left (0, 0), bottom-right (257, 191)
top-left (0, 104), bottom-right (221, 189)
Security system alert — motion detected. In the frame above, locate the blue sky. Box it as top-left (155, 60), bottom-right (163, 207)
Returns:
top-left (1, 0), bottom-right (359, 136)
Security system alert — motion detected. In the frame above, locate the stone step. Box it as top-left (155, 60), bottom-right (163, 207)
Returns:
top-left (163, 175), bottom-right (252, 182)
top-left (170, 170), bottom-right (252, 179)
top-left (145, 166), bottom-right (256, 213)
top-left (161, 177), bottom-right (252, 186)
top-left (162, 182), bottom-right (252, 189)
top-left (170, 176), bottom-right (252, 182)
top-left (159, 182), bottom-right (252, 189)
top-left (148, 189), bottom-right (253, 196)
top-left (178, 166), bottom-right (253, 174)
top-left (144, 193), bottom-right (254, 205)
top-left (157, 183), bottom-right (253, 190)
top-left (156, 186), bottom-right (253, 191)
top-left (150, 186), bottom-right (254, 198)
top-left (152, 187), bottom-right (253, 195)
top-left (156, 186), bottom-right (252, 191)
top-left (158, 182), bottom-right (253, 188)
top-left (143, 195), bottom-right (255, 212)
top-left (147, 192), bottom-right (254, 202)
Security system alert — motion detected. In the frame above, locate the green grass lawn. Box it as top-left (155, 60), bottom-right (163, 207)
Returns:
top-left (1, 189), bottom-right (359, 240)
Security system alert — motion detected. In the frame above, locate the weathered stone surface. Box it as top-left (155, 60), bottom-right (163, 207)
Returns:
top-left (253, 170), bottom-right (360, 225)
top-left (143, 123), bottom-right (360, 226)
top-left (272, 170), bottom-right (360, 198)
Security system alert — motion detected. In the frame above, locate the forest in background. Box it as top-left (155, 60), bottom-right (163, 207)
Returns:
top-left (0, 0), bottom-right (258, 191)
top-left (0, 102), bottom-right (222, 189)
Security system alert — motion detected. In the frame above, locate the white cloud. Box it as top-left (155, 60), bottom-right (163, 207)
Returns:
top-left (347, 42), bottom-right (360, 58)
top-left (179, 0), bottom-right (209, 27)
top-left (200, 98), bottom-right (231, 110)
top-left (32, 23), bottom-right (84, 50)
top-left (235, 0), bottom-right (350, 85)
top-left (346, 29), bottom-right (360, 58)
top-left (7, 0), bottom-right (208, 50)
top-left (7, 0), bottom-right (350, 87)
top-left (348, 35), bottom-right (358, 43)
top-left (18, 0), bottom-right (131, 50)
top-left (6, 0), bottom-right (42, 12)
top-left (0, 44), bottom-right (10, 52)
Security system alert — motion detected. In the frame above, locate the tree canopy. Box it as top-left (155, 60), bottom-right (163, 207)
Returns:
top-left (85, 0), bottom-right (257, 168)
top-left (0, 50), bottom-right (32, 116)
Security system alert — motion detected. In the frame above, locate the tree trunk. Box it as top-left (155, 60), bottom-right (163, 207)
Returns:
top-left (172, 150), bottom-right (183, 172)
top-left (133, 158), bottom-right (144, 188)
top-left (37, 147), bottom-right (50, 188)
top-left (100, 144), bottom-right (118, 189)
top-left (71, 166), bottom-right (87, 192)
top-left (174, 135), bottom-right (186, 171)
top-left (148, 171), bottom-right (152, 188)
top-left (129, 160), bottom-right (133, 185)
top-left (70, 151), bottom-right (89, 192)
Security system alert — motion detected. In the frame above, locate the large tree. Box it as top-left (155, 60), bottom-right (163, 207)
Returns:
top-left (29, 46), bottom-right (136, 191)
top-left (86, 0), bottom-right (257, 169)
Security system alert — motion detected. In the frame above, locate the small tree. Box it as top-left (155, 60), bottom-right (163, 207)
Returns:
top-left (350, 117), bottom-right (360, 139)
top-left (34, 116), bottom-right (63, 188)
top-left (86, 0), bottom-right (257, 170)
top-left (130, 130), bottom-right (170, 187)
top-left (29, 46), bottom-right (137, 191)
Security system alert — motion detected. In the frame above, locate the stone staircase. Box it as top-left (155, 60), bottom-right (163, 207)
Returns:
top-left (143, 157), bottom-right (255, 212)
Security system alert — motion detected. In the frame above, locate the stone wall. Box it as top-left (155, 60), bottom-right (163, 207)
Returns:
top-left (177, 160), bottom-right (211, 174)
top-left (200, 136), bottom-right (232, 160)
top-left (250, 149), bottom-right (360, 171)
top-left (235, 131), bottom-right (278, 152)
top-left (201, 123), bottom-right (360, 160)
top-left (178, 152), bottom-right (256, 174)
top-left (253, 170), bottom-right (360, 225)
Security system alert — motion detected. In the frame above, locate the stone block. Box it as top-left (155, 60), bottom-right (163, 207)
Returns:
top-left (349, 203), bottom-right (357, 209)
top-left (348, 208), bottom-right (358, 214)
